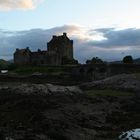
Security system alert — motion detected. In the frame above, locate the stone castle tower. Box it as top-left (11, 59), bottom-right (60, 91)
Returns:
top-left (47, 33), bottom-right (73, 60)
top-left (14, 33), bottom-right (77, 65)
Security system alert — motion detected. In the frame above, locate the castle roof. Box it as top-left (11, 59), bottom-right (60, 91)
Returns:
top-left (48, 33), bottom-right (70, 44)
top-left (31, 50), bottom-right (47, 56)
top-left (15, 47), bottom-right (31, 54)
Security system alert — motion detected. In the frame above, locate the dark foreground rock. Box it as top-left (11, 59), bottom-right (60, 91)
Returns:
top-left (0, 83), bottom-right (139, 140)
top-left (80, 74), bottom-right (140, 92)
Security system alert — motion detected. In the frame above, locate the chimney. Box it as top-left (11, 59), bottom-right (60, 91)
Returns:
top-left (63, 32), bottom-right (67, 36)
top-left (16, 48), bottom-right (19, 51)
top-left (38, 49), bottom-right (41, 52)
top-left (26, 47), bottom-right (29, 50)
top-left (53, 35), bottom-right (57, 39)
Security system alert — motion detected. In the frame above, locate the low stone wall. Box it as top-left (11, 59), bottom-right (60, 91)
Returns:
top-left (71, 63), bottom-right (140, 80)
top-left (109, 64), bottom-right (140, 75)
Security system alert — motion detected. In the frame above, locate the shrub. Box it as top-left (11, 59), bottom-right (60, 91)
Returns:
top-left (122, 55), bottom-right (133, 64)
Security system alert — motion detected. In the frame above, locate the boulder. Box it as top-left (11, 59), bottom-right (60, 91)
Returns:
top-left (0, 83), bottom-right (83, 96)
top-left (119, 128), bottom-right (140, 140)
top-left (80, 74), bottom-right (140, 92)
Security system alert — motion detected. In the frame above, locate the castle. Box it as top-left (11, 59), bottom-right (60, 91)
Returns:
top-left (14, 33), bottom-right (77, 65)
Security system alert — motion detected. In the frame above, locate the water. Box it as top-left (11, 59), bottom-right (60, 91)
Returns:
top-left (119, 128), bottom-right (140, 140)
top-left (1, 70), bottom-right (8, 74)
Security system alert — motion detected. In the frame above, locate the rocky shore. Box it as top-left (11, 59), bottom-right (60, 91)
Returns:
top-left (80, 74), bottom-right (140, 92)
top-left (0, 81), bottom-right (139, 140)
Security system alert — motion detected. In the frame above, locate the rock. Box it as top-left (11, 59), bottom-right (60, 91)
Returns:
top-left (36, 134), bottom-right (50, 140)
top-left (46, 84), bottom-right (82, 95)
top-left (0, 83), bottom-right (82, 96)
top-left (31, 72), bottom-right (43, 76)
top-left (80, 74), bottom-right (140, 92)
top-left (119, 128), bottom-right (140, 140)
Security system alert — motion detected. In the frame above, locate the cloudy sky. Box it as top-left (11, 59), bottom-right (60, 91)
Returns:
top-left (1, 0), bottom-right (140, 63)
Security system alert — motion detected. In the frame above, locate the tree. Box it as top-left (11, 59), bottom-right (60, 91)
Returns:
top-left (86, 57), bottom-right (103, 64)
top-left (123, 55), bottom-right (133, 64)
top-left (62, 56), bottom-right (78, 65)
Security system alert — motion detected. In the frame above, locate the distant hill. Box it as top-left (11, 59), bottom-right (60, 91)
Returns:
top-left (134, 58), bottom-right (140, 63)
top-left (8, 59), bottom-right (14, 63)
top-left (109, 60), bottom-right (122, 64)
top-left (0, 59), bottom-right (10, 69)
top-left (110, 58), bottom-right (140, 64)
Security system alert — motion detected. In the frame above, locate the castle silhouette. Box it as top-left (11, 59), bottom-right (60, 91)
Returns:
top-left (14, 33), bottom-right (77, 65)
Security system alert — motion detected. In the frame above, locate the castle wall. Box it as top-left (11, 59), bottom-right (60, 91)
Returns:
top-left (61, 40), bottom-right (73, 59)
top-left (14, 49), bottom-right (31, 65)
top-left (63, 41), bottom-right (73, 59)
top-left (30, 51), bottom-right (62, 66)
top-left (30, 52), bottom-right (45, 65)
top-left (43, 52), bottom-right (62, 66)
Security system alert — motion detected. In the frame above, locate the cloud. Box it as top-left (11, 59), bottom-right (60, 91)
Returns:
top-left (1, 25), bottom-right (140, 63)
top-left (0, 0), bottom-right (43, 10)
top-left (90, 28), bottom-right (140, 47)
